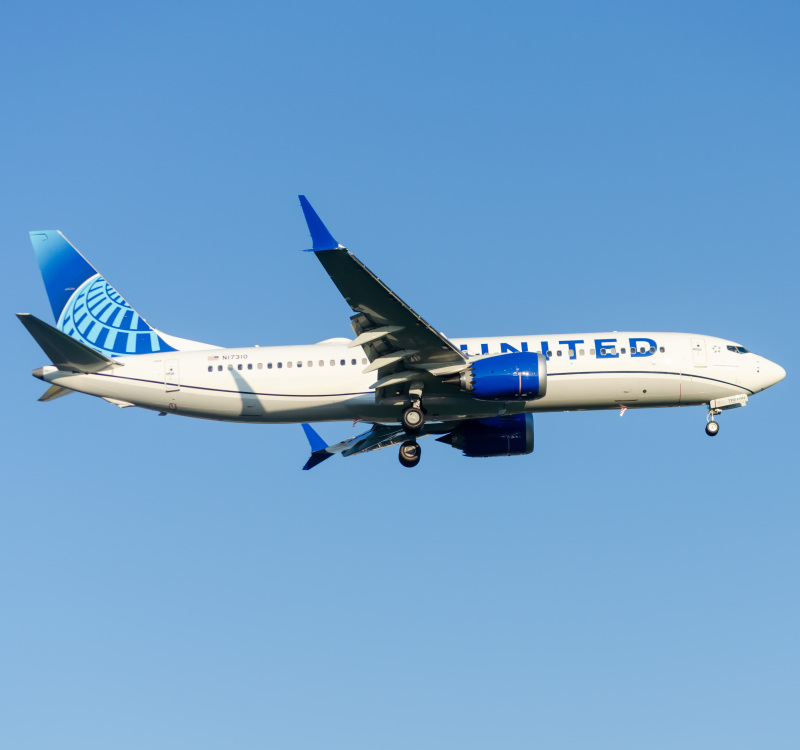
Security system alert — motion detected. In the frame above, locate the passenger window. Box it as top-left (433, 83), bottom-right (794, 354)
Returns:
top-left (649, 346), bottom-right (656, 353)
top-left (362, 358), bottom-right (367, 364)
top-left (590, 348), bottom-right (596, 355)
top-left (330, 360), bottom-right (335, 366)
top-left (319, 360), bottom-right (324, 367)
top-left (258, 363), bottom-right (263, 369)
top-left (228, 364), bottom-right (233, 370)
top-left (277, 362), bottom-right (281, 369)
top-left (546, 350), bottom-right (552, 357)
top-left (659, 347), bottom-right (665, 353)
top-left (640, 347), bottom-right (646, 353)
top-left (351, 359), bottom-right (356, 365)
top-left (207, 366), bottom-right (212, 372)
top-left (579, 349), bottom-right (585, 356)
top-left (297, 361), bottom-right (302, 368)
top-left (340, 359), bottom-right (345, 366)
top-left (308, 361), bottom-right (313, 367)
top-left (237, 364), bottom-right (243, 370)
top-left (557, 350), bottom-right (562, 357)
top-left (621, 348), bottom-right (626, 354)
top-left (217, 365), bottom-right (222, 371)
top-left (286, 362), bottom-right (292, 368)
top-left (600, 348), bottom-right (606, 356)
top-left (247, 363), bottom-right (253, 370)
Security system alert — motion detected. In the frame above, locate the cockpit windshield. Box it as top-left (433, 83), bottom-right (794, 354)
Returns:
top-left (727, 345), bottom-right (749, 354)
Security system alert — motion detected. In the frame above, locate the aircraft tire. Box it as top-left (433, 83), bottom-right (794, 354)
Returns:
top-left (402, 406), bottom-right (424, 434)
top-left (399, 440), bottom-right (421, 468)
top-left (705, 421), bottom-right (720, 437)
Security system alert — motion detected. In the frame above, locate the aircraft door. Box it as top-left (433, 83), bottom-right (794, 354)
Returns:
top-left (164, 359), bottom-right (180, 391)
top-left (691, 337), bottom-right (707, 367)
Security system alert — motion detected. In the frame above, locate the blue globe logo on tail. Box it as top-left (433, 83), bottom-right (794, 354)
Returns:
top-left (58, 274), bottom-right (176, 357)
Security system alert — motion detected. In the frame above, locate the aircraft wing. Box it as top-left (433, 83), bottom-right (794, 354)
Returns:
top-left (299, 196), bottom-right (468, 391)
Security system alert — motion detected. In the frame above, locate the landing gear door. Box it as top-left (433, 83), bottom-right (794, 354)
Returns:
top-left (164, 359), bottom-right (180, 392)
top-left (691, 337), bottom-right (707, 367)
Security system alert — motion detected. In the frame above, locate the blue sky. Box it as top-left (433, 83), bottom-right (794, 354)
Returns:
top-left (2, 2), bottom-right (798, 748)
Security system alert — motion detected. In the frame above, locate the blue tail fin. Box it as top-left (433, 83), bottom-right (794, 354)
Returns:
top-left (30, 231), bottom-right (182, 358)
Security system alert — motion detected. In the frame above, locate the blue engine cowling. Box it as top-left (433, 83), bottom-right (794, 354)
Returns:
top-left (437, 414), bottom-right (534, 457)
top-left (456, 352), bottom-right (547, 400)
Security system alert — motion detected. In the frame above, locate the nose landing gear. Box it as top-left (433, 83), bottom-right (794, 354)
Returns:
top-left (399, 440), bottom-right (421, 468)
top-left (704, 394), bottom-right (748, 436)
top-left (705, 403), bottom-right (723, 436)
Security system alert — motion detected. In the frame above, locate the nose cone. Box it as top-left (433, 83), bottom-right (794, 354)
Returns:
top-left (760, 358), bottom-right (786, 390)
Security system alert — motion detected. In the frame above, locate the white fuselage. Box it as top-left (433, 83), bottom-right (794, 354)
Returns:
top-left (36, 331), bottom-right (785, 424)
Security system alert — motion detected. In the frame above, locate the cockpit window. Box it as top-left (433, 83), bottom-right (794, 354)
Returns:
top-left (727, 345), bottom-right (750, 354)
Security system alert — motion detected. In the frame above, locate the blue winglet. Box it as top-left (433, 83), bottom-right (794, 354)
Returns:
top-left (301, 423), bottom-right (334, 470)
top-left (302, 423), bottom-right (328, 452)
top-left (298, 195), bottom-right (344, 252)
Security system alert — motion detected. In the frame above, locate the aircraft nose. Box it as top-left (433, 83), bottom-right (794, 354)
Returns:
top-left (760, 358), bottom-right (786, 390)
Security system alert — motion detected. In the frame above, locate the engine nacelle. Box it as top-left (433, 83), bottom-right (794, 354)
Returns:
top-left (455, 352), bottom-right (547, 400)
top-left (438, 414), bottom-right (534, 457)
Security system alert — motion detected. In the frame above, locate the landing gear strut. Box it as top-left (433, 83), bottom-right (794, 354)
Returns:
top-left (401, 379), bottom-right (426, 435)
top-left (399, 440), bottom-right (421, 468)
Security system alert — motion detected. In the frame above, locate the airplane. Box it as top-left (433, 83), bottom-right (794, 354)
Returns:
top-left (17, 196), bottom-right (786, 469)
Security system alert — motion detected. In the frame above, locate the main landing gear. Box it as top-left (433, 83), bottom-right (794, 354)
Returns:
top-left (401, 406), bottom-right (424, 433)
top-left (399, 440), bottom-right (421, 468)
top-left (399, 380), bottom-right (425, 467)
top-left (399, 406), bottom-right (423, 468)
top-left (402, 379), bottom-right (426, 435)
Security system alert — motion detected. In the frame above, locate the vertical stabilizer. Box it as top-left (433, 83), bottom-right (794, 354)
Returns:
top-left (28, 231), bottom-right (214, 357)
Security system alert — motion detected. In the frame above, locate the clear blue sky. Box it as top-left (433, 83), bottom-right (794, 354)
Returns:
top-left (2, 2), bottom-right (798, 748)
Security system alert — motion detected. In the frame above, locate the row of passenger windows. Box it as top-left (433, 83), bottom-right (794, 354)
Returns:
top-left (546, 346), bottom-right (664, 356)
top-left (208, 358), bottom-right (369, 372)
top-left (207, 348), bottom-right (668, 372)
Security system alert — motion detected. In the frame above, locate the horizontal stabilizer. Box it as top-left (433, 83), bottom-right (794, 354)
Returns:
top-left (38, 384), bottom-right (73, 402)
top-left (17, 313), bottom-right (119, 373)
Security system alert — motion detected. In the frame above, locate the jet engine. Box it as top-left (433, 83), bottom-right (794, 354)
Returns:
top-left (451, 352), bottom-right (547, 400)
top-left (437, 414), bottom-right (534, 457)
